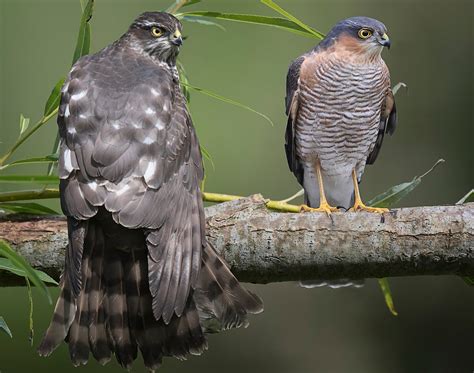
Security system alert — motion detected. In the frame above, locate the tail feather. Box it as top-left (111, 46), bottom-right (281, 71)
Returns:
top-left (87, 225), bottom-right (111, 364)
top-left (194, 244), bottom-right (263, 332)
top-left (37, 275), bottom-right (77, 356)
top-left (105, 248), bottom-right (137, 369)
top-left (68, 252), bottom-right (90, 366)
top-left (39, 218), bottom-right (262, 370)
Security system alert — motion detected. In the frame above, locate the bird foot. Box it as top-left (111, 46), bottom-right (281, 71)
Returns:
top-left (350, 202), bottom-right (388, 213)
top-left (300, 202), bottom-right (338, 215)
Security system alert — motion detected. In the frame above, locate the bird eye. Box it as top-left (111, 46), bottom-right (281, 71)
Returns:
top-left (151, 27), bottom-right (163, 37)
top-left (358, 28), bottom-right (373, 39)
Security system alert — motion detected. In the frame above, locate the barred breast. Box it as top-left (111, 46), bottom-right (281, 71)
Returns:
top-left (296, 52), bottom-right (390, 177)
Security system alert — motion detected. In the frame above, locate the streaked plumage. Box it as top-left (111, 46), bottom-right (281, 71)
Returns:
top-left (285, 17), bottom-right (397, 288)
top-left (285, 16), bottom-right (396, 211)
top-left (38, 12), bottom-right (263, 370)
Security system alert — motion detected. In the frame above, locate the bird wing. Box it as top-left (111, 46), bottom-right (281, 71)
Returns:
top-left (58, 53), bottom-right (204, 323)
top-left (284, 54), bottom-right (307, 185)
top-left (366, 66), bottom-right (397, 165)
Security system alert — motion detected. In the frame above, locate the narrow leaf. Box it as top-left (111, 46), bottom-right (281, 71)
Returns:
top-left (43, 77), bottom-right (65, 117)
top-left (200, 144), bottom-right (215, 171)
top-left (167, 0), bottom-right (201, 13)
top-left (378, 278), bottom-right (398, 316)
top-left (0, 202), bottom-right (59, 215)
top-left (19, 114), bottom-right (30, 136)
top-left (0, 175), bottom-right (59, 184)
top-left (177, 61), bottom-right (191, 102)
top-left (25, 277), bottom-right (34, 345)
top-left (461, 277), bottom-right (474, 286)
top-left (182, 16), bottom-right (226, 31)
top-left (392, 82), bottom-right (407, 96)
top-left (72, 0), bottom-right (94, 65)
top-left (0, 154), bottom-right (58, 170)
top-left (179, 11), bottom-right (321, 38)
top-left (368, 159), bottom-right (445, 208)
top-left (0, 240), bottom-right (52, 304)
top-left (0, 317), bottom-right (12, 338)
top-left (0, 258), bottom-right (58, 284)
top-left (260, 0), bottom-right (325, 39)
top-left (456, 189), bottom-right (474, 205)
top-left (181, 82), bottom-right (274, 126)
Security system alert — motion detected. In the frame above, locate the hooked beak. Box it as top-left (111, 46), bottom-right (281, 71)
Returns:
top-left (171, 29), bottom-right (183, 46)
top-left (379, 33), bottom-right (391, 49)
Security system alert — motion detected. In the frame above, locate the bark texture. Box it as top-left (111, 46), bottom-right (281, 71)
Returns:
top-left (1, 195), bottom-right (473, 285)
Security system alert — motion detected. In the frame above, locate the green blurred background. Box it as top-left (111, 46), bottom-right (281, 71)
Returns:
top-left (0, 0), bottom-right (473, 372)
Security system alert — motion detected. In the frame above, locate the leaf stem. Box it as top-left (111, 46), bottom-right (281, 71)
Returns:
top-left (0, 189), bottom-right (302, 213)
top-left (167, 0), bottom-right (189, 14)
top-left (0, 108), bottom-right (58, 166)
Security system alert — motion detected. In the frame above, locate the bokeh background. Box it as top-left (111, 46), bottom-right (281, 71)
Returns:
top-left (0, 0), bottom-right (473, 372)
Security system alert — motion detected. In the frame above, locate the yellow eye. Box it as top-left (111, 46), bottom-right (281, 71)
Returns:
top-left (358, 28), bottom-right (373, 39)
top-left (151, 27), bottom-right (163, 37)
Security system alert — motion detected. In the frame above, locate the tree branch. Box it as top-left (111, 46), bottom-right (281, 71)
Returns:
top-left (0, 195), bottom-right (473, 285)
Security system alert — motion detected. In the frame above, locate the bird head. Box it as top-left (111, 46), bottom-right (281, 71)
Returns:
top-left (127, 12), bottom-right (183, 64)
top-left (321, 16), bottom-right (390, 59)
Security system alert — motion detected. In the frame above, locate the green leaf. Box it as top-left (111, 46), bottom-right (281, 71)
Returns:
top-left (392, 82), bottom-right (407, 96)
top-left (167, 0), bottom-right (201, 13)
top-left (177, 61), bottom-right (191, 103)
top-left (178, 11), bottom-right (322, 38)
top-left (182, 15), bottom-right (226, 31)
top-left (25, 277), bottom-right (34, 345)
top-left (19, 114), bottom-right (30, 136)
top-left (368, 159), bottom-right (445, 208)
top-left (72, 0), bottom-right (94, 65)
top-left (378, 278), bottom-right (398, 316)
top-left (260, 0), bottom-right (325, 39)
top-left (43, 77), bottom-right (65, 117)
top-left (200, 144), bottom-right (215, 171)
top-left (461, 277), bottom-right (474, 286)
top-left (0, 202), bottom-right (59, 215)
top-left (181, 82), bottom-right (274, 126)
top-left (0, 240), bottom-right (52, 304)
top-left (456, 189), bottom-right (474, 205)
top-left (0, 258), bottom-right (58, 284)
top-left (0, 316), bottom-right (12, 338)
top-left (0, 154), bottom-right (58, 170)
top-left (0, 175), bottom-right (59, 184)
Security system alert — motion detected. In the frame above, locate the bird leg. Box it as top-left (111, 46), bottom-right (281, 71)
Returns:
top-left (300, 162), bottom-right (338, 214)
top-left (350, 169), bottom-right (388, 213)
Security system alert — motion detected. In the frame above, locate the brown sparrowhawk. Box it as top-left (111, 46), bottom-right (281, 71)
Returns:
top-left (285, 16), bottom-right (397, 214)
top-left (38, 12), bottom-right (263, 370)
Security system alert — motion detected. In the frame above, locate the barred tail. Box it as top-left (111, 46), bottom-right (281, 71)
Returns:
top-left (38, 222), bottom-right (261, 370)
top-left (194, 244), bottom-right (263, 332)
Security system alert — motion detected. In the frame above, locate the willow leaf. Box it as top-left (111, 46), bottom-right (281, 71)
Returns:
top-left (260, 0), bottom-right (324, 39)
top-left (178, 11), bottom-right (321, 38)
top-left (378, 278), bottom-right (398, 316)
top-left (368, 159), bottom-right (445, 208)
top-left (182, 82), bottom-right (274, 126)
top-left (0, 240), bottom-right (52, 304)
top-left (0, 175), bottom-right (59, 184)
top-left (0, 317), bottom-right (12, 338)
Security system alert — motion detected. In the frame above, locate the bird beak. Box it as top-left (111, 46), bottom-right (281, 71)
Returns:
top-left (171, 29), bottom-right (183, 46)
top-left (379, 33), bottom-right (391, 49)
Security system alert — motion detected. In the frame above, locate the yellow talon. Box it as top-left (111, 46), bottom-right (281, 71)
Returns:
top-left (349, 202), bottom-right (388, 213)
top-left (300, 201), bottom-right (338, 215)
top-left (350, 169), bottom-right (388, 213)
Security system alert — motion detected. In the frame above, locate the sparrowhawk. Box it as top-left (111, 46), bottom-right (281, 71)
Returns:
top-left (38, 12), bottom-right (263, 370)
top-left (285, 16), bottom-right (396, 214)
